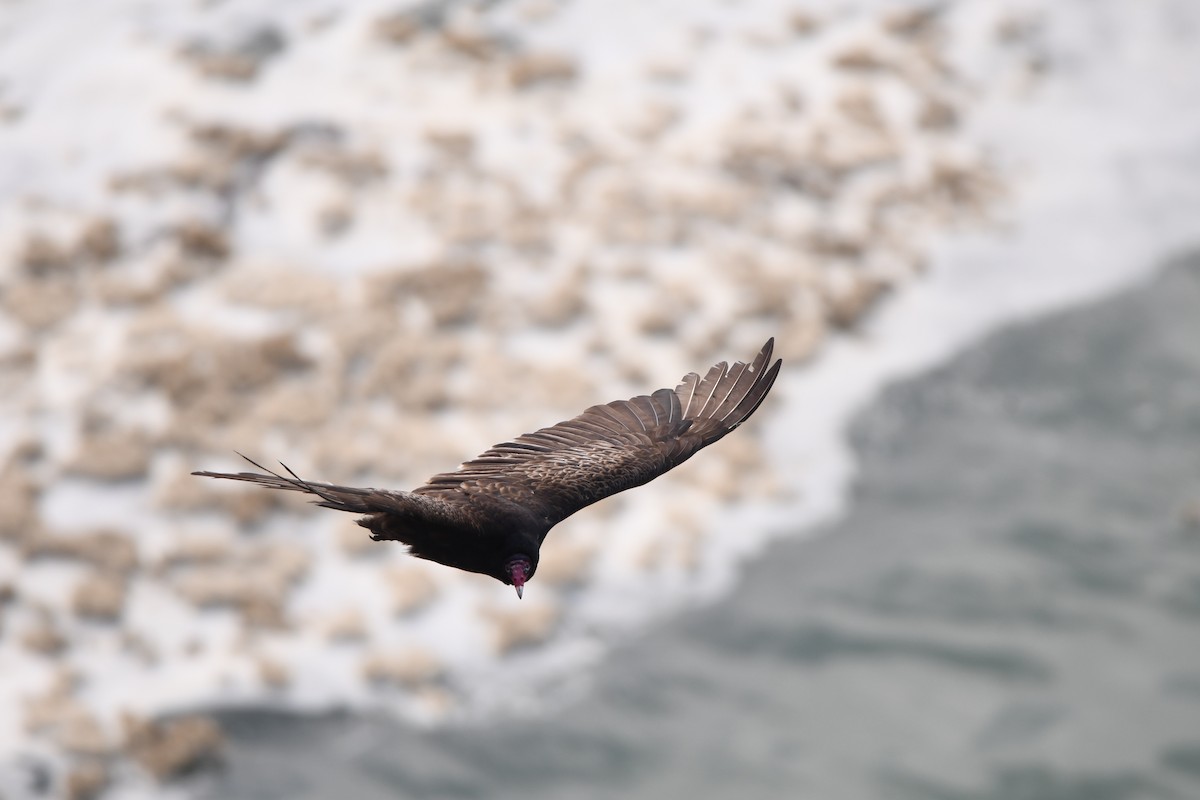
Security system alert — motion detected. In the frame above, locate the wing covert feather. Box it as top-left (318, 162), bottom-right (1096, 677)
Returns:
top-left (414, 339), bottom-right (782, 528)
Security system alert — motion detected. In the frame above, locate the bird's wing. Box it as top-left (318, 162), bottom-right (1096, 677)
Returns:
top-left (414, 338), bottom-right (782, 530)
top-left (193, 456), bottom-right (448, 522)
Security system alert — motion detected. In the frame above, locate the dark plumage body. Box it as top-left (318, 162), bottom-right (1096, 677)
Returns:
top-left (193, 339), bottom-right (782, 597)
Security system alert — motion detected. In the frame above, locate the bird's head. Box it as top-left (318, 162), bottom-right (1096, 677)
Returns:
top-left (504, 554), bottom-right (534, 599)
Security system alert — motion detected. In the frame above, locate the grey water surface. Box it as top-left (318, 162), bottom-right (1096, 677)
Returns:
top-left (205, 253), bottom-right (1200, 800)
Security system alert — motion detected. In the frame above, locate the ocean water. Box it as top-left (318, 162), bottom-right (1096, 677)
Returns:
top-left (201, 252), bottom-right (1200, 799)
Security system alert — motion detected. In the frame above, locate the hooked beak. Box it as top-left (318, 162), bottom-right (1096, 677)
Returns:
top-left (506, 555), bottom-right (530, 600)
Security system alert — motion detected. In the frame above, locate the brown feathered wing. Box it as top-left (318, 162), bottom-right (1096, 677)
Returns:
top-left (414, 338), bottom-right (781, 533)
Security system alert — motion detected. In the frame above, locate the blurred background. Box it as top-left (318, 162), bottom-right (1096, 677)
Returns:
top-left (0, 0), bottom-right (1198, 798)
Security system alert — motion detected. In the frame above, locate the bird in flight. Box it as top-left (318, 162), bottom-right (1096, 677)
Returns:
top-left (194, 339), bottom-right (781, 598)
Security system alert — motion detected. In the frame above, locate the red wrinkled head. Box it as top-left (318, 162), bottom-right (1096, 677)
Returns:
top-left (505, 555), bottom-right (532, 599)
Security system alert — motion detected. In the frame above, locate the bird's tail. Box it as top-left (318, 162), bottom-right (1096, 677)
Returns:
top-left (192, 454), bottom-right (388, 515)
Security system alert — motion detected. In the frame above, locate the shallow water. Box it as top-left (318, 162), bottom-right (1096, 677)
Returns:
top-left (201, 252), bottom-right (1200, 800)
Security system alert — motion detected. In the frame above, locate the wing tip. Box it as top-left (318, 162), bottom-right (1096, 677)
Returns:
top-left (679, 338), bottom-right (783, 436)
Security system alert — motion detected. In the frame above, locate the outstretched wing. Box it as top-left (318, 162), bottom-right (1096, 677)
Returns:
top-left (415, 338), bottom-right (782, 530)
top-left (192, 456), bottom-right (451, 524)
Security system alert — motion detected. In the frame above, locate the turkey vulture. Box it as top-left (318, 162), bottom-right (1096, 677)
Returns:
top-left (193, 338), bottom-right (781, 598)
